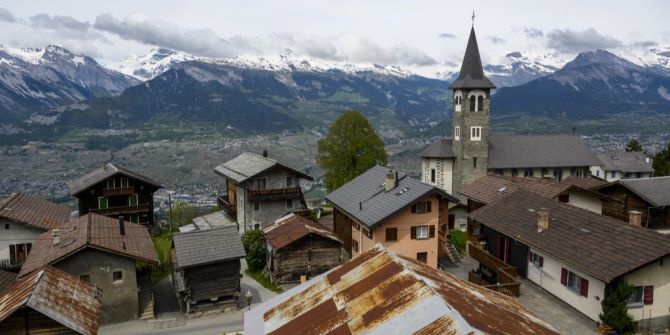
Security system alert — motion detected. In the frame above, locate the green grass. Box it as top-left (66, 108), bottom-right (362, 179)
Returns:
top-left (245, 269), bottom-right (283, 293)
top-left (150, 229), bottom-right (173, 284)
top-left (450, 230), bottom-right (467, 253)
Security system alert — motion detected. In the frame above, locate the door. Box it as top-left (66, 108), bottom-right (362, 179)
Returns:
top-left (448, 214), bottom-right (455, 231)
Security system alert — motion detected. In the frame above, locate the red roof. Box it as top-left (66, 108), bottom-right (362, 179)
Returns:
top-left (0, 192), bottom-right (70, 230)
top-left (263, 214), bottom-right (342, 250)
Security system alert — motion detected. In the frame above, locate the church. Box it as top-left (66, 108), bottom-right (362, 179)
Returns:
top-left (421, 26), bottom-right (601, 227)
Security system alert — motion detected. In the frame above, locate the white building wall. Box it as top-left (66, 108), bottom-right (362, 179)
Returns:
top-left (567, 191), bottom-right (603, 214)
top-left (623, 255), bottom-right (670, 321)
top-left (494, 167), bottom-right (589, 181)
top-left (0, 219), bottom-right (44, 261)
top-left (526, 248), bottom-right (606, 321)
top-left (421, 158), bottom-right (454, 194)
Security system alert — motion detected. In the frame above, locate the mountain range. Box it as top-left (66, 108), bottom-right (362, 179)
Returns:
top-left (1, 45), bottom-right (670, 138)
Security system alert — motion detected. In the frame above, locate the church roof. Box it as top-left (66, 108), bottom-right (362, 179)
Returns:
top-left (449, 27), bottom-right (496, 90)
top-left (488, 134), bottom-right (601, 169)
top-left (421, 139), bottom-right (455, 158)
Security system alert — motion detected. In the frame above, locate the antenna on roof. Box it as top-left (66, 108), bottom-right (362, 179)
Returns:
top-left (472, 10), bottom-right (475, 27)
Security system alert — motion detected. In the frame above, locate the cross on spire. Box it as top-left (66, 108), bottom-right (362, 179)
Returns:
top-left (472, 10), bottom-right (475, 27)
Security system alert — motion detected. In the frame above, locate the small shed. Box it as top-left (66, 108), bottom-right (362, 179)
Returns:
top-left (263, 214), bottom-right (343, 284)
top-left (172, 226), bottom-right (246, 313)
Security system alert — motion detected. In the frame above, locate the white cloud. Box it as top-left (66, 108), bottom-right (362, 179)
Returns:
top-left (546, 28), bottom-right (622, 53)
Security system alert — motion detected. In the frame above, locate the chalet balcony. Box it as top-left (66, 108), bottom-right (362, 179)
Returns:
top-left (247, 187), bottom-right (302, 202)
top-left (467, 241), bottom-right (521, 297)
top-left (90, 203), bottom-right (151, 216)
top-left (217, 196), bottom-right (237, 216)
top-left (102, 187), bottom-right (135, 197)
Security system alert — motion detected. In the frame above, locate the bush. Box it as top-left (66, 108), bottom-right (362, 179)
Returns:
top-left (600, 280), bottom-right (636, 334)
top-left (242, 230), bottom-right (266, 272)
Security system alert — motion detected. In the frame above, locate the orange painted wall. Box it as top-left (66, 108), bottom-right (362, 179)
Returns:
top-left (351, 194), bottom-right (442, 268)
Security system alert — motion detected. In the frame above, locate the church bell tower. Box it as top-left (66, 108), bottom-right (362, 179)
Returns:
top-left (450, 26), bottom-right (496, 195)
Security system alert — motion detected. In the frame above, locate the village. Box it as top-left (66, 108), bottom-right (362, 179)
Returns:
top-left (2, 22), bottom-right (670, 335)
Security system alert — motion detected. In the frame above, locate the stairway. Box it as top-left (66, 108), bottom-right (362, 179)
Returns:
top-left (445, 240), bottom-right (463, 263)
top-left (138, 276), bottom-right (155, 320)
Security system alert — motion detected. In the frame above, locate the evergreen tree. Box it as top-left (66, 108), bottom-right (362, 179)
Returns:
top-left (625, 139), bottom-right (643, 152)
top-left (241, 230), bottom-right (266, 272)
top-left (599, 280), bottom-right (636, 333)
top-left (317, 110), bottom-right (388, 192)
top-left (653, 141), bottom-right (670, 176)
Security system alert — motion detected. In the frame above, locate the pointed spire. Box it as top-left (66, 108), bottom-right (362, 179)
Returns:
top-left (449, 27), bottom-right (496, 89)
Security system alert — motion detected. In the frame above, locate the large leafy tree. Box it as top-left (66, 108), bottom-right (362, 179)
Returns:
top-left (625, 139), bottom-right (643, 152)
top-left (599, 280), bottom-right (636, 333)
top-left (317, 110), bottom-right (388, 192)
top-left (653, 141), bottom-right (670, 176)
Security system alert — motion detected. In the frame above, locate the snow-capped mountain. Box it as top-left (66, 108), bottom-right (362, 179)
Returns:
top-left (629, 46), bottom-right (670, 74)
top-left (117, 48), bottom-right (197, 81)
top-left (0, 45), bottom-right (139, 123)
top-left (438, 51), bottom-right (564, 88)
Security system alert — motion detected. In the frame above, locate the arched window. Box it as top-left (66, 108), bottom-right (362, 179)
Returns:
top-left (477, 96), bottom-right (484, 111)
top-left (430, 169), bottom-right (436, 183)
top-left (469, 96), bottom-right (475, 111)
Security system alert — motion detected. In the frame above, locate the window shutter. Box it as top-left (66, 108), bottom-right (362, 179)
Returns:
top-left (9, 245), bottom-right (15, 263)
top-left (580, 278), bottom-right (589, 297)
top-left (528, 252), bottom-right (533, 262)
top-left (539, 257), bottom-right (544, 268)
top-left (410, 226), bottom-right (417, 239)
top-left (429, 225), bottom-right (435, 238)
top-left (560, 268), bottom-right (568, 286)
top-left (497, 236), bottom-right (503, 258)
top-left (426, 201), bottom-right (432, 213)
top-left (411, 205), bottom-right (416, 214)
top-left (643, 286), bottom-right (654, 305)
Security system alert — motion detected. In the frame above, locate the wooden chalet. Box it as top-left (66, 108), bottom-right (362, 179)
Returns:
top-left (68, 162), bottom-right (161, 227)
top-left (263, 214), bottom-right (343, 284)
top-left (172, 226), bottom-right (246, 313)
top-left (0, 266), bottom-right (102, 335)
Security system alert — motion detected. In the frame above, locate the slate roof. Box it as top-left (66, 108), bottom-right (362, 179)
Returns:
top-left (214, 152), bottom-right (313, 184)
top-left (0, 192), bottom-right (71, 230)
top-left (0, 270), bottom-right (16, 293)
top-left (184, 211), bottom-right (238, 232)
top-left (488, 134), bottom-right (601, 169)
top-left (172, 226), bottom-right (245, 269)
top-left (560, 175), bottom-right (608, 189)
top-left (325, 166), bottom-right (459, 229)
top-left (459, 173), bottom-right (571, 205)
top-left (449, 27), bottom-right (496, 90)
top-left (263, 213), bottom-right (342, 250)
top-left (68, 162), bottom-right (161, 196)
top-left (0, 266), bottom-right (102, 335)
top-left (469, 189), bottom-right (670, 282)
top-left (244, 245), bottom-right (558, 335)
top-left (421, 139), bottom-right (455, 158)
top-left (592, 177), bottom-right (670, 207)
top-left (597, 151), bottom-right (655, 173)
top-left (19, 214), bottom-right (159, 278)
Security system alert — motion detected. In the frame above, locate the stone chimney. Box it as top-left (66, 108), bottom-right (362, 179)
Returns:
top-left (385, 170), bottom-right (397, 192)
top-left (262, 150), bottom-right (268, 158)
top-left (629, 211), bottom-right (643, 226)
top-left (52, 229), bottom-right (62, 246)
top-left (118, 216), bottom-right (126, 236)
top-left (537, 208), bottom-right (549, 232)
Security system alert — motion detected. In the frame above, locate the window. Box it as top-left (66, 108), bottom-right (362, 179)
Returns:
top-left (286, 199), bottom-right (293, 209)
top-left (130, 214), bottom-right (139, 224)
top-left (98, 197), bottom-right (108, 209)
top-left (4, 223), bottom-right (8, 229)
top-left (253, 202), bottom-right (260, 211)
top-left (286, 176), bottom-right (293, 187)
top-left (561, 268), bottom-right (589, 297)
top-left (454, 126), bottom-right (460, 140)
top-left (416, 225), bottom-right (429, 239)
top-left (512, 169), bottom-right (518, 177)
top-left (554, 169), bottom-right (563, 181)
top-left (611, 171), bottom-right (616, 179)
top-left (129, 194), bottom-right (138, 206)
top-left (524, 169), bottom-right (533, 177)
top-left (528, 251), bottom-right (544, 268)
top-left (257, 178), bottom-right (266, 190)
top-left (363, 228), bottom-right (373, 239)
top-left (253, 223), bottom-right (261, 230)
top-left (120, 178), bottom-right (129, 188)
top-left (469, 95), bottom-right (475, 111)
top-left (558, 194), bottom-right (569, 203)
top-left (627, 286), bottom-right (644, 306)
top-left (541, 168), bottom-right (548, 177)
top-left (106, 178), bottom-right (115, 189)
top-left (473, 157), bottom-right (477, 168)
top-left (596, 170), bottom-right (600, 177)
top-left (477, 96), bottom-right (484, 111)
top-left (416, 252), bottom-right (428, 263)
top-left (411, 201), bottom-right (432, 214)
top-left (9, 243), bottom-right (32, 263)
top-left (430, 169), bottom-right (436, 183)
top-left (470, 126), bottom-right (482, 141)
top-left (352, 239), bottom-right (359, 253)
top-left (112, 271), bottom-right (123, 283)
top-left (636, 172), bottom-right (642, 178)
top-left (80, 275), bottom-right (91, 283)
top-left (385, 228), bottom-right (398, 242)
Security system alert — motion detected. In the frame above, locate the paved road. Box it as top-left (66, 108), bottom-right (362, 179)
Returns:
top-left (100, 260), bottom-right (277, 335)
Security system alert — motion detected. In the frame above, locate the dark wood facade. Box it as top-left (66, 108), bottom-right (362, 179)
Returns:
top-left (598, 184), bottom-right (670, 229)
top-left (75, 174), bottom-right (159, 227)
top-left (267, 235), bottom-right (342, 284)
top-left (333, 208), bottom-right (353, 256)
top-left (174, 259), bottom-right (242, 313)
top-left (0, 307), bottom-right (79, 335)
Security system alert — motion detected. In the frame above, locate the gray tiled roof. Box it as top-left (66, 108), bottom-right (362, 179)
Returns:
top-left (449, 27), bottom-right (496, 90)
top-left (619, 177), bottom-right (670, 207)
top-left (488, 135), bottom-right (601, 169)
top-left (326, 166), bottom-right (459, 229)
top-left (421, 139), bottom-right (455, 158)
top-left (172, 226), bottom-right (246, 269)
top-left (597, 152), bottom-right (654, 173)
top-left (68, 163), bottom-right (161, 195)
top-left (214, 152), bottom-right (313, 184)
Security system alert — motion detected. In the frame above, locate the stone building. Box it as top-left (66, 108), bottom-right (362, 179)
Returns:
top-left (214, 152), bottom-right (313, 233)
top-left (591, 151), bottom-right (655, 181)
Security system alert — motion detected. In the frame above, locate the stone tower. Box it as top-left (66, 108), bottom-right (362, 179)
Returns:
top-left (450, 27), bottom-right (495, 195)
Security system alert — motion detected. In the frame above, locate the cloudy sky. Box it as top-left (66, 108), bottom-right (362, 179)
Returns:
top-left (0, 0), bottom-right (667, 76)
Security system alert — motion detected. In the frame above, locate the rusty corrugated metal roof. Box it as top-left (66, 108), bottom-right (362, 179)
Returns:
top-left (244, 245), bottom-right (559, 335)
top-left (19, 213), bottom-right (159, 278)
top-left (263, 213), bottom-right (342, 250)
top-left (0, 266), bottom-right (102, 335)
top-left (0, 270), bottom-right (16, 294)
top-left (0, 192), bottom-right (71, 230)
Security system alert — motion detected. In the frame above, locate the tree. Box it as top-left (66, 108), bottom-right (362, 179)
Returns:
top-left (653, 141), bottom-right (670, 176)
top-left (242, 230), bottom-right (266, 272)
top-left (599, 280), bottom-right (636, 334)
top-left (317, 110), bottom-right (388, 192)
top-left (625, 139), bottom-right (643, 152)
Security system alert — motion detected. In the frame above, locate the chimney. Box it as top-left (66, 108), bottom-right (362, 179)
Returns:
top-left (537, 208), bottom-right (549, 232)
top-left (52, 229), bottom-right (62, 246)
top-left (385, 170), bottom-right (396, 192)
top-left (262, 150), bottom-right (268, 158)
top-left (629, 211), bottom-right (643, 226)
top-left (118, 216), bottom-right (126, 236)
